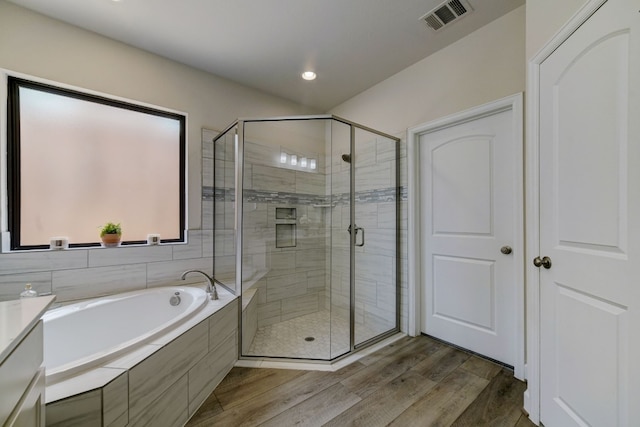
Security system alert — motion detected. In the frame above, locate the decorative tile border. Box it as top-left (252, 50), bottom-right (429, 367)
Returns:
top-left (202, 186), bottom-right (407, 204)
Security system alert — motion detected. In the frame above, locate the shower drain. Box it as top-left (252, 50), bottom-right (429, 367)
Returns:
top-left (304, 336), bottom-right (315, 342)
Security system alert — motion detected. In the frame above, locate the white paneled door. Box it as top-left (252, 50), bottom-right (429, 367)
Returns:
top-left (537, 0), bottom-right (640, 425)
top-left (418, 100), bottom-right (522, 369)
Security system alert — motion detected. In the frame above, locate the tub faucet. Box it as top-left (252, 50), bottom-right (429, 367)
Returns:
top-left (180, 270), bottom-right (219, 300)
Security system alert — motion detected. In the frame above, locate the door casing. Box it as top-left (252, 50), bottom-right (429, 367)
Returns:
top-left (407, 93), bottom-right (525, 380)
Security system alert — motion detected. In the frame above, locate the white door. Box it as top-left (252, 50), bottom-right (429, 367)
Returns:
top-left (418, 102), bottom-right (522, 368)
top-left (538, 0), bottom-right (640, 425)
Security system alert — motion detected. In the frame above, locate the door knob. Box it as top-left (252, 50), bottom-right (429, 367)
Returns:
top-left (500, 246), bottom-right (512, 255)
top-left (533, 256), bottom-right (552, 269)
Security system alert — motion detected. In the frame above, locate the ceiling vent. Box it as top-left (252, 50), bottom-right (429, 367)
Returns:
top-left (420, 0), bottom-right (473, 31)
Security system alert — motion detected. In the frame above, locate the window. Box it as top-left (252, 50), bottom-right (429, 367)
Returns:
top-left (6, 77), bottom-right (186, 250)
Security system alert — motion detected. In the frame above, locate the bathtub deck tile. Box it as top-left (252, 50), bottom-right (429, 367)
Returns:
top-left (188, 331), bottom-right (237, 416)
top-left (148, 292), bottom-right (236, 347)
top-left (129, 374), bottom-right (189, 427)
top-left (108, 411), bottom-right (129, 427)
top-left (209, 300), bottom-right (239, 353)
top-left (45, 367), bottom-right (126, 405)
top-left (44, 292), bottom-right (240, 427)
top-left (242, 295), bottom-right (258, 352)
top-left (49, 292), bottom-right (238, 404)
top-left (103, 371), bottom-right (129, 427)
top-left (105, 345), bottom-right (162, 371)
top-left (128, 320), bottom-right (208, 420)
top-left (45, 389), bottom-right (102, 427)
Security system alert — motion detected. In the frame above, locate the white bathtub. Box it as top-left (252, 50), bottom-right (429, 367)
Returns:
top-left (43, 286), bottom-right (208, 384)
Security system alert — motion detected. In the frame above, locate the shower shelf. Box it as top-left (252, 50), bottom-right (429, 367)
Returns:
top-left (275, 207), bottom-right (296, 248)
top-left (275, 207), bottom-right (296, 220)
top-left (312, 203), bottom-right (336, 208)
top-left (275, 224), bottom-right (296, 248)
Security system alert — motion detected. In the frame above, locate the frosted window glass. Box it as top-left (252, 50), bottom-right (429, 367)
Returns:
top-left (14, 84), bottom-right (184, 247)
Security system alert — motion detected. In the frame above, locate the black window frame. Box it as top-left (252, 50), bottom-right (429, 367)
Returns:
top-left (7, 76), bottom-right (186, 250)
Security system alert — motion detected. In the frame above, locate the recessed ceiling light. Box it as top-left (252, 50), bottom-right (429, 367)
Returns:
top-left (301, 71), bottom-right (317, 81)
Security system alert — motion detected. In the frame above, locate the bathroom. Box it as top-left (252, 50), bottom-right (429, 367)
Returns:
top-left (1, 1), bottom-right (618, 426)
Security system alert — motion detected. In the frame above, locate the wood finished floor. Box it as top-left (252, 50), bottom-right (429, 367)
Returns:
top-left (186, 335), bottom-right (536, 427)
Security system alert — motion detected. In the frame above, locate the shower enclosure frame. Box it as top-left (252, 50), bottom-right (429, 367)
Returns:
top-left (212, 114), bottom-right (401, 363)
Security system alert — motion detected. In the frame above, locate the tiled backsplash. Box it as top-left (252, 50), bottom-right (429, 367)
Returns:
top-left (0, 230), bottom-right (213, 302)
top-left (204, 187), bottom-right (404, 206)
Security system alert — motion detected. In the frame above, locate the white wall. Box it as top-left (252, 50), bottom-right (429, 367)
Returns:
top-left (0, 1), bottom-right (318, 302)
top-left (0, 1), bottom-right (531, 327)
top-left (330, 5), bottom-right (525, 333)
top-left (526, 0), bottom-right (589, 59)
top-left (0, 0), bottom-right (318, 231)
top-left (331, 5), bottom-right (526, 137)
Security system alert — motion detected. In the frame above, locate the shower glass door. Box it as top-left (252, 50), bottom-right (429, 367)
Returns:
top-left (241, 118), bottom-right (336, 360)
top-left (352, 127), bottom-right (399, 347)
top-left (329, 120), bottom-right (352, 358)
top-left (213, 124), bottom-right (238, 295)
top-left (214, 115), bottom-right (400, 362)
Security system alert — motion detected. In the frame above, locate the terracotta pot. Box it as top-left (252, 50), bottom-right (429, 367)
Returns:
top-left (101, 233), bottom-right (121, 248)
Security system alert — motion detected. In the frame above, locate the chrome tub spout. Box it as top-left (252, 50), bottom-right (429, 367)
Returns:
top-left (180, 270), bottom-right (219, 300)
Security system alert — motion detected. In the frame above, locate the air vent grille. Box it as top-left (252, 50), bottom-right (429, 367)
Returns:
top-left (424, 15), bottom-right (444, 31)
top-left (434, 6), bottom-right (456, 25)
top-left (420, 0), bottom-right (472, 32)
top-left (448, 0), bottom-right (468, 16)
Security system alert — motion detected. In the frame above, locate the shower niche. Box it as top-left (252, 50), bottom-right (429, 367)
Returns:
top-left (211, 115), bottom-right (400, 362)
top-left (275, 208), bottom-right (296, 248)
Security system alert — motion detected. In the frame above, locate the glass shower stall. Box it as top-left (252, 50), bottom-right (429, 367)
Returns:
top-left (211, 115), bottom-right (400, 361)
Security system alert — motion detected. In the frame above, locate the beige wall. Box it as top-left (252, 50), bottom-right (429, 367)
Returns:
top-left (330, 5), bottom-right (526, 136)
top-left (526, 0), bottom-right (589, 59)
top-left (0, 1), bottom-right (319, 302)
top-left (328, 5), bottom-right (526, 335)
top-left (0, 0), bottom-right (318, 230)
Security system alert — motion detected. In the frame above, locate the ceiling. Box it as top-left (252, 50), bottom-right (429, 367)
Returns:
top-left (7, 0), bottom-right (524, 111)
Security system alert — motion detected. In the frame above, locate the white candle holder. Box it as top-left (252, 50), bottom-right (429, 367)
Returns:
top-left (50, 237), bottom-right (69, 250)
top-left (147, 234), bottom-right (161, 245)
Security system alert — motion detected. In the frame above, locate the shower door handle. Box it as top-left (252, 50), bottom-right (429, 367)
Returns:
top-left (347, 225), bottom-right (366, 247)
top-left (356, 227), bottom-right (365, 247)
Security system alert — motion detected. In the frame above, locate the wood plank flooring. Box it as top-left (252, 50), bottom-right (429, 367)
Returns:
top-left (186, 335), bottom-right (536, 427)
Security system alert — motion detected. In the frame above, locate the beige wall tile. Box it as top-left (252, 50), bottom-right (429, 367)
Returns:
top-left (0, 250), bottom-right (87, 275)
top-left (88, 246), bottom-right (172, 267)
top-left (188, 332), bottom-right (237, 415)
top-left (0, 272), bottom-right (51, 301)
top-left (129, 375), bottom-right (189, 427)
top-left (52, 264), bottom-right (147, 301)
top-left (46, 389), bottom-right (101, 427)
top-left (103, 371), bottom-right (128, 427)
top-left (128, 321), bottom-right (208, 420)
top-left (209, 301), bottom-right (239, 352)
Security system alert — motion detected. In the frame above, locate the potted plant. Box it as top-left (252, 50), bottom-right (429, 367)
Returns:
top-left (100, 222), bottom-right (122, 247)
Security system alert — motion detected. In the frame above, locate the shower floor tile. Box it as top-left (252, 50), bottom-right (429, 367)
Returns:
top-left (245, 310), bottom-right (380, 360)
top-left (246, 310), bottom-right (344, 359)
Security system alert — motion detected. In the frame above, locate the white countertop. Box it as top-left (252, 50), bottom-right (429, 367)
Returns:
top-left (0, 296), bottom-right (56, 363)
